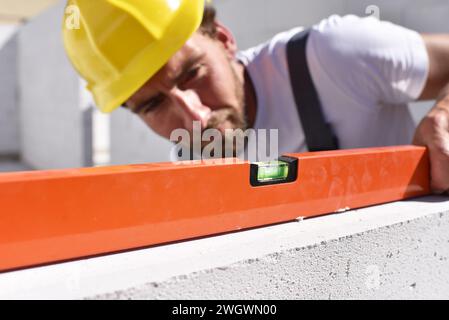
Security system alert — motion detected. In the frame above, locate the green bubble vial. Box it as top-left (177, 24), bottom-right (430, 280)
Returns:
top-left (255, 161), bottom-right (290, 182)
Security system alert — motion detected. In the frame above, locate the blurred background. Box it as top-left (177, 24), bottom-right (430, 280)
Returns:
top-left (0, 0), bottom-right (448, 172)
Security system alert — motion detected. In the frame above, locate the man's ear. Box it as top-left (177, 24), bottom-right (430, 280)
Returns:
top-left (214, 21), bottom-right (238, 58)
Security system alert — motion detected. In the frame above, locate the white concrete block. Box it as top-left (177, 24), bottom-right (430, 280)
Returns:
top-left (17, 2), bottom-right (87, 169)
top-left (0, 25), bottom-right (18, 48)
top-left (110, 108), bottom-right (173, 165)
top-left (0, 160), bottom-right (30, 172)
top-left (0, 34), bottom-right (20, 155)
top-left (215, 0), bottom-right (346, 50)
top-left (343, 0), bottom-right (411, 24)
top-left (402, 0), bottom-right (449, 33)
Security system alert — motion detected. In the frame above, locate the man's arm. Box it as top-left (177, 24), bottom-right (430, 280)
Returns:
top-left (413, 34), bottom-right (449, 194)
top-left (419, 34), bottom-right (449, 100)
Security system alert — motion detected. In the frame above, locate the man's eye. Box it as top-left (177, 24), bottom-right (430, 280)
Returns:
top-left (142, 96), bottom-right (165, 114)
top-left (184, 66), bottom-right (201, 84)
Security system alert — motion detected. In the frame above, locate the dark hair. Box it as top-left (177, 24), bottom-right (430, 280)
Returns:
top-left (199, 4), bottom-right (217, 37)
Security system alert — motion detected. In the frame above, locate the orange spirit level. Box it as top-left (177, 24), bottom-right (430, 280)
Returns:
top-left (0, 146), bottom-right (430, 272)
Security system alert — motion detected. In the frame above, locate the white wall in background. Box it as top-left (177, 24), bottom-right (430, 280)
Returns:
top-left (18, 2), bottom-right (87, 169)
top-left (0, 32), bottom-right (20, 155)
top-left (110, 108), bottom-right (173, 165)
top-left (217, 0), bottom-right (449, 49)
top-left (0, 25), bottom-right (17, 47)
top-left (215, 0), bottom-right (346, 50)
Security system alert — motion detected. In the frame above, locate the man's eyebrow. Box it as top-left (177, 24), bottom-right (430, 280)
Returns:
top-left (128, 93), bottom-right (164, 115)
top-left (127, 53), bottom-right (205, 114)
top-left (172, 53), bottom-right (205, 84)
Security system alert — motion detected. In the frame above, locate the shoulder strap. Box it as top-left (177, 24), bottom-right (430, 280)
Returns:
top-left (286, 29), bottom-right (339, 152)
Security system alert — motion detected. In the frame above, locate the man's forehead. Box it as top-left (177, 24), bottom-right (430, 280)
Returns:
top-left (125, 34), bottom-right (206, 108)
top-left (164, 35), bottom-right (204, 77)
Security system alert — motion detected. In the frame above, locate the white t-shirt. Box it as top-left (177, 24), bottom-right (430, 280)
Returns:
top-left (237, 15), bottom-right (429, 154)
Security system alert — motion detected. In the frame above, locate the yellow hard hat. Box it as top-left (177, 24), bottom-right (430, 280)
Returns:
top-left (62, 0), bottom-right (205, 113)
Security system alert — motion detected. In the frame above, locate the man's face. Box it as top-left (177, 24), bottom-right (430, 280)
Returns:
top-left (125, 30), bottom-right (247, 152)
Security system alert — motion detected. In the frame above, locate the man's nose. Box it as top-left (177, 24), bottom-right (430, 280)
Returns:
top-left (171, 89), bottom-right (211, 131)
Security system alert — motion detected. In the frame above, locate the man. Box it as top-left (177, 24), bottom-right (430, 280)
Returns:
top-left (63, 0), bottom-right (449, 194)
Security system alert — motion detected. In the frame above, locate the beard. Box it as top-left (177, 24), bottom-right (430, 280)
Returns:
top-left (177, 106), bottom-right (248, 160)
top-left (194, 61), bottom-right (249, 159)
top-left (201, 107), bottom-right (248, 158)
top-left (170, 56), bottom-right (250, 160)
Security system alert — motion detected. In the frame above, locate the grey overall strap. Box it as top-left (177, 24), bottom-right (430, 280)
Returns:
top-left (286, 29), bottom-right (339, 151)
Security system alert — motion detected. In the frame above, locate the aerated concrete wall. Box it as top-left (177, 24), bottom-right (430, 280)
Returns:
top-left (0, 33), bottom-right (19, 156)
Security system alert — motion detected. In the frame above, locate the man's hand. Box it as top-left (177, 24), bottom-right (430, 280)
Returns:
top-left (414, 87), bottom-right (449, 194)
top-left (415, 34), bottom-right (449, 194)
